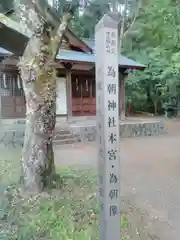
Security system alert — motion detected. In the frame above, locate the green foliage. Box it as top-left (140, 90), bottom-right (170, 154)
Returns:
top-left (123, 0), bottom-right (180, 114)
top-left (52, 0), bottom-right (139, 38)
top-left (64, 0), bottom-right (180, 114)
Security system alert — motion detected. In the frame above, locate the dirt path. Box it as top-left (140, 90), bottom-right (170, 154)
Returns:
top-left (54, 120), bottom-right (180, 239)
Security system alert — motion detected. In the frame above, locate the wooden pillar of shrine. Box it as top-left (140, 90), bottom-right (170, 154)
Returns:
top-left (65, 63), bottom-right (73, 120)
top-left (61, 38), bottom-right (73, 120)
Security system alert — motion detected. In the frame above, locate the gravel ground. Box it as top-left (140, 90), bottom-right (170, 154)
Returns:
top-left (54, 119), bottom-right (180, 239)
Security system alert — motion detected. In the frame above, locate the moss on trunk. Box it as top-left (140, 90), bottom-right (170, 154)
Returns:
top-left (17, 2), bottom-right (73, 193)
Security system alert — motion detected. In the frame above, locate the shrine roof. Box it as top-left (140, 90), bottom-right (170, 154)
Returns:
top-left (0, 11), bottom-right (145, 70)
top-left (57, 49), bottom-right (145, 70)
top-left (0, 47), bottom-right (11, 56)
top-left (0, 46), bottom-right (145, 70)
top-left (82, 38), bottom-right (146, 70)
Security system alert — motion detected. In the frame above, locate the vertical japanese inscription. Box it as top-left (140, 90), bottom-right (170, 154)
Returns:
top-left (95, 19), bottom-right (105, 240)
top-left (95, 14), bottom-right (120, 240)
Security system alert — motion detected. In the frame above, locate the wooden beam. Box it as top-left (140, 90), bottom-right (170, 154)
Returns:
top-left (62, 62), bottom-right (73, 119)
top-left (66, 69), bottom-right (72, 119)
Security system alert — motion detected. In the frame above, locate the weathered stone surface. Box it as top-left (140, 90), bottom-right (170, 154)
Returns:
top-left (0, 119), bottom-right (165, 148)
top-left (120, 121), bottom-right (164, 138)
top-left (0, 129), bottom-right (25, 149)
top-left (69, 120), bottom-right (165, 142)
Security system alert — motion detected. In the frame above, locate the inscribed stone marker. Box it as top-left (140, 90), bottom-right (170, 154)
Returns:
top-left (95, 14), bottom-right (120, 240)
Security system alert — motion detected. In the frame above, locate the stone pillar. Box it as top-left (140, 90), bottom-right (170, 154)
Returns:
top-left (119, 73), bottom-right (125, 120)
top-left (0, 96), bottom-right (2, 118)
top-left (95, 14), bottom-right (120, 240)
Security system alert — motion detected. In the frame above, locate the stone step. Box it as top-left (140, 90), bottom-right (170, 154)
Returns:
top-left (53, 128), bottom-right (79, 145)
top-left (55, 129), bottom-right (71, 135)
top-left (53, 137), bottom-right (78, 145)
top-left (54, 133), bottom-right (74, 140)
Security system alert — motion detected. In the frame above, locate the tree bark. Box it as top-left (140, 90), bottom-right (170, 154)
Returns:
top-left (20, 95), bottom-right (56, 193)
top-left (19, 32), bottom-right (57, 192)
top-left (18, 2), bottom-right (73, 193)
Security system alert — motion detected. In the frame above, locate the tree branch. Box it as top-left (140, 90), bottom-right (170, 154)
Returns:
top-left (51, 12), bottom-right (73, 59)
top-left (123, 0), bottom-right (141, 38)
top-left (17, 0), bottom-right (41, 32)
top-left (33, 0), bottom-right (76, 59)
top-left (33, 0), bottom-right (58, 27)
top-left (119, 0), bottom-right (128, 51)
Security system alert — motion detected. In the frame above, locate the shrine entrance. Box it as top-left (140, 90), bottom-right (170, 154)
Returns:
top-left (72, 75), bottom-right (96, 116)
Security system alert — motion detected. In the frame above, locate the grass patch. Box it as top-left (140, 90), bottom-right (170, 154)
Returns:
top-left (0, 148), bottom-right (150, 240)
top-left (0, 149), bottom-right (21, 193)
top-left (1, 168), bottom-right (100, 240)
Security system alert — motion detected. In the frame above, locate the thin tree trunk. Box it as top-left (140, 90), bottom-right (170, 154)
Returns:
top-left (154, 100), bottom-right (157, 115)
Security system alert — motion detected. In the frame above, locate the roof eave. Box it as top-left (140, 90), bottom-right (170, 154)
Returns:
top-left (119, 65), bottom-right (146, 71)
top-left (57, 58), bottom-right (146, 70)
top-left (58, 59), bottom-right (94, 65)
top-left (67, 29), bottom-right (93, 53)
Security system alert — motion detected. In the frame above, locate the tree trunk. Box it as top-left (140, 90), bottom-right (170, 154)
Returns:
top-left (21, 86), bottom-right (56, 193)
top-left (17, 1), bottom-right (73, 193)
top-left (20, 59), bottom-right (57, 193)
top-left (154, 100), bottom-right (157, 115)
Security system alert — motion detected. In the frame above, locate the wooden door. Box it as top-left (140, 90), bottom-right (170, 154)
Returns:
top-left (72, 76), bottom-right (96, 116)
